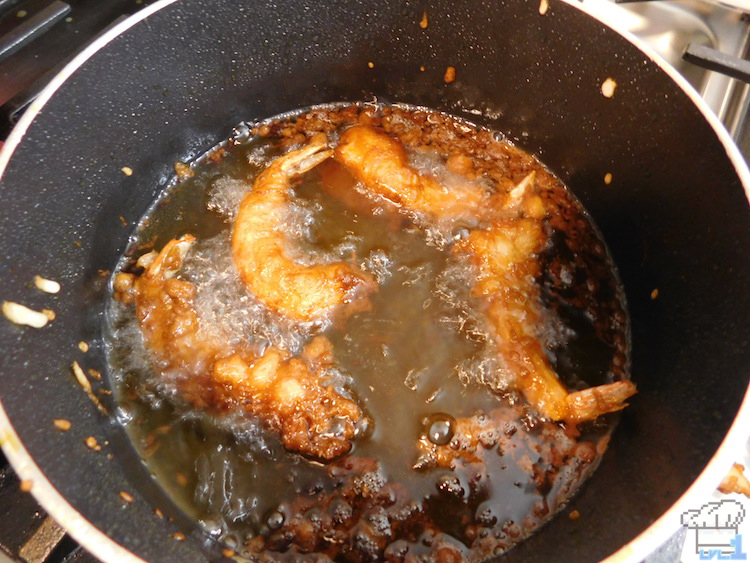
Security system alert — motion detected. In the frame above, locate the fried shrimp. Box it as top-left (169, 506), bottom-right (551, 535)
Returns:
top-left (114, 236), bottom-right (363, 460)
top-left (334, 125), bottom-right (635, 423)
top-left (456, 173), bottom-right (636, 423)
top-left (334, 125), bottom-right (488, 222)
top-left (212, 337), bottom-right (362, 460)
top-left (232, 133), bottom-right (376, 322)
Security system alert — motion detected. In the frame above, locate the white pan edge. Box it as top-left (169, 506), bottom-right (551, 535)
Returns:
top-left (0, 2), bottom-right (178, 561)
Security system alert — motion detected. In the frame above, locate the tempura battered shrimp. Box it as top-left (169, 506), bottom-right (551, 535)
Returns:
top-left (114, 237), bottom-right (363, 460)
top-left (456, 173), bottom-right (636, 423)
top-left (233, 133), bottom-right (376, 322)
top-left (334, 125), bottom-right (488, 222)
top-left (333, 125), bottom-right (634, 423)
top-left (212, 337), bottom-right (362, 459)
top-left (113, 235), bottom-right (208, 372)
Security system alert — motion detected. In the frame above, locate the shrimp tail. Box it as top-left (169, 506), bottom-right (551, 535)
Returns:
top-left (279, 133), bottom-right (333, 175)
top-left (141, 235), bottom-right (196, 280)
top-left (565, 380), bottom-right (638, 424)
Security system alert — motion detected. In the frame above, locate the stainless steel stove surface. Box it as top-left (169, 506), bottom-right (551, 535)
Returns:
top-left (596, 1), bottom-right (750, 131)
top-left (0, 1), bottom-right (749, 562)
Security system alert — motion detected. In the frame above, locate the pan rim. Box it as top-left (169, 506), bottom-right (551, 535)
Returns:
top-left (0, 0), bottom-right (748, 562)
top-left (559, 2), bottom-right (750, 561)
top-left (0, 2), bottom-right (178, 561)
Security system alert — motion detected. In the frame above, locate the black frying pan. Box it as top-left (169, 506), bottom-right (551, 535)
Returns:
top-left (1, 0), bottom-right (749, 561)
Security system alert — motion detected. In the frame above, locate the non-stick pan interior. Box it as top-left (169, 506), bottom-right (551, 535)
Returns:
top-left (1, 0), bottom-right (749, 561)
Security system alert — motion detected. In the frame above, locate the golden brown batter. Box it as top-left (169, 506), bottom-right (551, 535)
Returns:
top-left (114, 236), bottom-right (363, 460)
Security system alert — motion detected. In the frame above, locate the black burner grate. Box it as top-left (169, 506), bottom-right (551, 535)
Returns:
top-left (0, 450), bottom-right (99, 562)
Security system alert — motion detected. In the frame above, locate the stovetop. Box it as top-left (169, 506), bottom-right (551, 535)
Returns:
top-left (1, 1), bottom-right (749, 562)
top-left (0, 0), bottom-right (158, 139)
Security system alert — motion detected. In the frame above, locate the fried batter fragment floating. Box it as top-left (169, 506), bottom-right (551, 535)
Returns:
top-left (456, 172), bottom-right (636, 423)
top-left (232, 133), bottom-right (376, 322)
top-left (334, 125), bottom-right (489, 223)
top-left (719, 463), bottom-right (750, 498)
top-left (244, 456), bottom-right (474, 562)
top-left (114, 236), bottom-right (363, 460)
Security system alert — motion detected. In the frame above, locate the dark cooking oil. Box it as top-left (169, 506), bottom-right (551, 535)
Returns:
top-left (105, 103), bottom-right (630, 561)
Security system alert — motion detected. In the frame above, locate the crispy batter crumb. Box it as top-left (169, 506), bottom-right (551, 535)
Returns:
top-left (222, 548), bottom-right (236, 558)
top-left (444, 66), bottom-right (456, 83)
top-left (19, 479), bottom-right (33, 492)
top-left (136, 235), bottom-right (156, 252)
top-left (367, 61), bottom-right (374, 69)
top-left (53, 419), bottom-right (72, 431)
top-left (72, 361), bottom-right (108, 414)
top-left (719, 463), bottom-right (750, 497)
top-left (174, 162), bottom-right (194, 179)
top-left (119, 491), bottom-right (134, 503)
top-left (604, 172), bottom-right (613, 185)
top-left (121, 167), bottom-right (133, 176)
top-left (119, 216), bottom-right (128, 226)
top-left (207, 147), bottom-right (228, 164)
top-left (171, 532), bottom-right (185, 542)
top-left (34, 276), bottom-right (61, 294)
top-left (78, 341), bottom-right (89, 353)
top-left (98, 269), bottom-right (110, 277)
top-left (42, 309), bottom-right (55, 321)
top-left (569, 509), bottom-right (580, 520)
top-left (650, 288), bottom-right (659, 300)
top-left (420, 65), bottom-right (425, 72)
top-left (155, 508), bottom-right (165, 519)
top-left (84, 436), bottom-right (101, 451)
top-left (419, 11), bottom-right (428, 28)
top-left (539, 0), bottom-right (549, 15)
top-left (73, 241), bottom-right (82, 248)
top-left (601, 77), bottom-right (617, 98)
top-left (88, 368), bottom-right (101, 380)
top-left (176, 473), bottom-right (188, 486)
top-left (72, 361), bottom-right (92, 391)
top-left (2, 301), bottom-right (50, 328)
